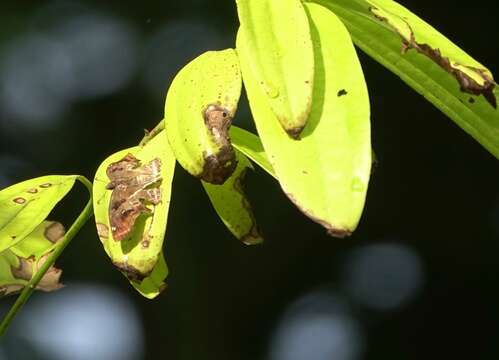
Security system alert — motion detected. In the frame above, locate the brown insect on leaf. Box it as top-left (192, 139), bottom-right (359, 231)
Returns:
top-left (106, 153), bottom-right (162, 241)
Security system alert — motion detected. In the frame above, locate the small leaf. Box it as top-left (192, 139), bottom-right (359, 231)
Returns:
top-left (236, 0), bottom-right (315, 138)
top-left (93, 128), bottom-right (175, 298)
top-left (165, 49), bottom-right (242, 184)
top-left (0, 221), bottom-right (65, 296)
top-left (313, 0), bottom-right (499, 158)
top-left (237, 3), bottom-right (371, 236)
top-left (230, 126), bottom-right (275, 178)
top-left (202, 150), bottom-right (263, 245)
top-left (0, 175), bottom-right (76, 253)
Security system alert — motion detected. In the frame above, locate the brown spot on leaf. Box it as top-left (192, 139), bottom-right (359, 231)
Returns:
top-left (13, 197), bottom-right (26, 204)
top-left (44, 222), bottom-right (65, 243)
top-left (39, 183), bottom-right (52, 188)
top-left (27, 188), bottom-right (38, 194)
top-left (112, 261), bottom-right (148, 281)
top-left (469, 97), bottom-right (475, 104)
top-left (371, 8), bottom-right (497, 108)
top-left (337, 89), bottom-right (348, 97)
top-left (201, 104), bottom-right (237, 184)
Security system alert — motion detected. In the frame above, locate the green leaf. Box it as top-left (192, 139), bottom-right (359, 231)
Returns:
top-left (202, 150), bottom-right (263, 245)
top-left (165, 49), bottom-right (242, 184)
top-left (237, 2), bottom-right (371, 236)
top-left (236, 0), bottom-right (315, 138)
top-left (93, 129), bottom-right (175, 299)
top-left (312, 0), bottom-right (499, 158)
top-left (230, 126), bottom-right (275, 178)
top-left (0, 221), bottom-right (65, 296)
top-left (0, 175), bottom-right (77, 253)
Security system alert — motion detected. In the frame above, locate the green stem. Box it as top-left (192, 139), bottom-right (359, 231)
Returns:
top-left (139, 119), bottom-right (165, 146)
top-left (0, 176), bottom-right (94, 337)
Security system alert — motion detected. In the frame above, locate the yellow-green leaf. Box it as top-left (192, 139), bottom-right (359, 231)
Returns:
top-left (93, 128), bottom-right (175, 298)
top-left (236, 0), bottom-right (314, 138)
top-left (237, 2), bottom-right (371, 236)
top-left (202, 150), bottom-right (263, 245)
top-left (0, 175), bottom-right (76, 253)
top-left (165, 49), bottom-right (242, 184)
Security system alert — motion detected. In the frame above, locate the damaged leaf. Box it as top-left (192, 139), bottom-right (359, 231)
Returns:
top-left (202, 150), bottom-right (263, 245)
top-left (93, 128), bottom-right (175, 299)
top-left (0, 221), bottom-right (65, 296)
top-left (164, 49), bottom-right (241, 184)
top-left (236, 0), bottom-right (314, 138)
top-left (313, 0), bottom-right (499, 158)
top-left (237, 2), bottom-right (371, 236)
top-left (0, 175), bottom-right (77, 253)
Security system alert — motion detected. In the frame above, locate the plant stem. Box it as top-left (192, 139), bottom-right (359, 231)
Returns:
top-left (139, 119), bottom-right (165, 146)
top-left (0, 176), bottom-right (94, 337)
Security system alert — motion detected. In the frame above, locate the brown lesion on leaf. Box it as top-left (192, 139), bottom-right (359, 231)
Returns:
top-left (10, 255), bottom-right (63, 293)
top-left (26, 188), bottom-right (38, 194)
top-left (39, 183), bottom-right (52, 188)
top-left (112, 261), bottom-right (148, 281)
top-left (337, 89), bottom-right (348, 97)
top-left (96, 222), bottom-right (109, 239)
top-left (13, 197), bottom-right (26, 204)
top-left (201, 104), bottom-right (237, 184)
top-left (44, 222), bottom-right (65, 243)
top-left (370, 7), bottom-right (497, 109)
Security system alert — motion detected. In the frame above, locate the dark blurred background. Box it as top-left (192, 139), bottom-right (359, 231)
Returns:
top-left (0, 0), bottom-right (498, 359)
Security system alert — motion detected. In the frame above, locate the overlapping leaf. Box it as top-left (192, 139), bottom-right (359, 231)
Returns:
top-left (236, 0), bottom-right (314, 138)
top-left (165, 49), bottom-right (242, 184)
top-left (312, 0), bottom-right (499, 158)
top-left (237, 2), bottom-right (371, 236)
top-left (93, 129), bottom-right (175, 299)
top-left (202, 150), bottom-right (263, 245)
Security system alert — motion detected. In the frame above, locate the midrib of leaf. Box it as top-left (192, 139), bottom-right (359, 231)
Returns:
top-left (312, 0), bottom-right (499, 159)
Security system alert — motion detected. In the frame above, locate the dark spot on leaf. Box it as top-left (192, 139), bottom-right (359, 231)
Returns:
top-left (469, 97), bottom-right (475, 104)
top-left (337, 89), bottom-right (348, 97)
top-left (112, 261), bottom-right (148, 281)
top-left (141, 239), bottom-right (150, 249)
top-left (11, 235), bottom-right (16, 240)
top-left (305, 80), bottom-right (310, 84)
top-left (27, 188), bottom-right (38, 194)
top-left (13, 197), bottom-right (26, 204)
top-left (39, 183), bottom-right (52, 188)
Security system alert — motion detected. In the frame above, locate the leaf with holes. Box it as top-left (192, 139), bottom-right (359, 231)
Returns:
top-left (312, 0), bottom-right (499, 158)
top-left (93, 128), bottom-right (175, 299)
top-left (0, 175), bottom-right (76, 253)
top-left (236, 0), bottom-right (314, 138)
top-left (202, 150), bottom-right (263, 245)
top-left (165, 49), bottom-right (242, 184)
top-left (0, 220), bottom-right (65, 296)
top-left (237, 3), bottom-right (371, 236)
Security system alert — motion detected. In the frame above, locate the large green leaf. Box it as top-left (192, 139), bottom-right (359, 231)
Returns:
top-left (93, 129), bottom-right (175, 299)
top-left (0, 175), bottom-right (76, 253)
top-left (237, 2), bottom-right (371, 237)
top-left (164, 49), bottom-right (242, 184)
top-left (313, 0), bottom-right (499, 158)
top-left (236, 0), bottom-right (314, 138)
top-left (202, 150), bottom-right (263, 245)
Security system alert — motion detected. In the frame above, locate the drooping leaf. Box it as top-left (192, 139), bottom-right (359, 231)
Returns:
top-left (0, 175), bottom-right (76, 253)
top-left (0, 221), bottom-right (65, 296)
top-left (230, 126), bottom-right (275, 178)
top-left (237, 2), bottom-right (371, 236)
top-left (202, 150), bottom-right (263, 245)
top-left (236, 0), bottom-right (315, 138)
top-left (312, 0), bottom-right (499, 158)
top-left (165, 49), bottom-right (242, 184)
top-left (93, 128), bottom-right (175, 299)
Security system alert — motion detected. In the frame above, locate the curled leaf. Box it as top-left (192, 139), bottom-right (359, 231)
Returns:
top-left (93, 128), bottom-right (175, 298)
top-left (202, 150), bottom-right (263, 245)
top-left (165, 49), bottom-right (242, 184)
top-left (236, 0), bottom-right (314, 138)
